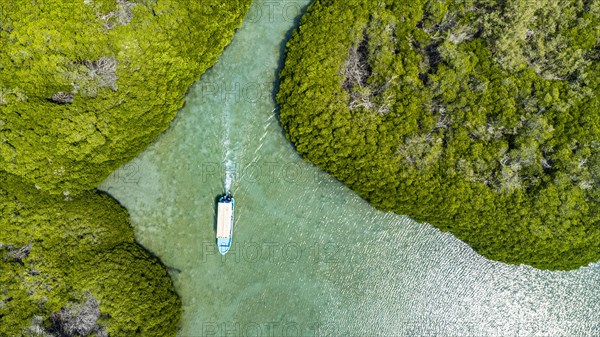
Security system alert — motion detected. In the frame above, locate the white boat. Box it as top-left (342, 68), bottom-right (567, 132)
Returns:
top-left (216, 192), bottom-right (234, 255)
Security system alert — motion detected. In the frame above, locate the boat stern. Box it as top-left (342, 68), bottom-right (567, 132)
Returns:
top-left (217, 237), bottom-right (231, 255)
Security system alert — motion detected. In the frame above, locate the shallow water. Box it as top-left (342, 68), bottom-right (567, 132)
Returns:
top-left (99, 1), bottom-right (600, 336)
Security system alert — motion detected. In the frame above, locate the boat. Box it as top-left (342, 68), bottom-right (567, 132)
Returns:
top-left (216, 192), bottom-right (234, 255)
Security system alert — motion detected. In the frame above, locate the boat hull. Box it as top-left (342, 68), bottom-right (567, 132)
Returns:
top-left (216, 193), bottom-right (234, 255)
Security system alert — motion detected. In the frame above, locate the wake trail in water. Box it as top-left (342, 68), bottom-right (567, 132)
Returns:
top-left (223, 107), bottom-right (235, 193)
top-left (223, 104), bottom-right (277, 194)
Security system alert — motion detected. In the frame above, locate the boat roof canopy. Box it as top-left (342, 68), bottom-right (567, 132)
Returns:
top-left (217, 202), bottom-right (233, 238)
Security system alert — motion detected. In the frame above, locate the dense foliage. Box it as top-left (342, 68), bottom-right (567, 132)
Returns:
top-left (277, 0), bottom-right (600, 270)
top-left (0, 173), bottom-right (180, 336)
top-left (1, 0), bottom-right (253, 335)
top-left (0, 0), bottom-right (251, 195)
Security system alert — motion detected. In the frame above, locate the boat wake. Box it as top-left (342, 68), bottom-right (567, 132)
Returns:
top-left (223, 107), bottom-right (235, 193)
top-left (224, 153), bottom-right (234, 192)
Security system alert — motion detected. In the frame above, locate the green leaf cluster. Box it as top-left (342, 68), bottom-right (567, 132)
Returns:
top-left (0, 173), bottom-right (180, 336)
top-left (1, 0), bottom-right (253, 335)
top-left (277, 0), bottom-right (600, 270)
top-left (0, 0), bottom-right (251, 195)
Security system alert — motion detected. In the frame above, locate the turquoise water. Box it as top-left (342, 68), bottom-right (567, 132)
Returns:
top-left (99, 1), bottom-right (600, 336)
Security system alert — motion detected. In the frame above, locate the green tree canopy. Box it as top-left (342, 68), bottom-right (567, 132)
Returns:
top-left (0, 0), bottom-right (251, 195)
top-left (277, 0), bottom-right (600, 270)
top-left (0, 1), bottom-right (253, 335)
top-left (0, 172), bottom-right (181, 336)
